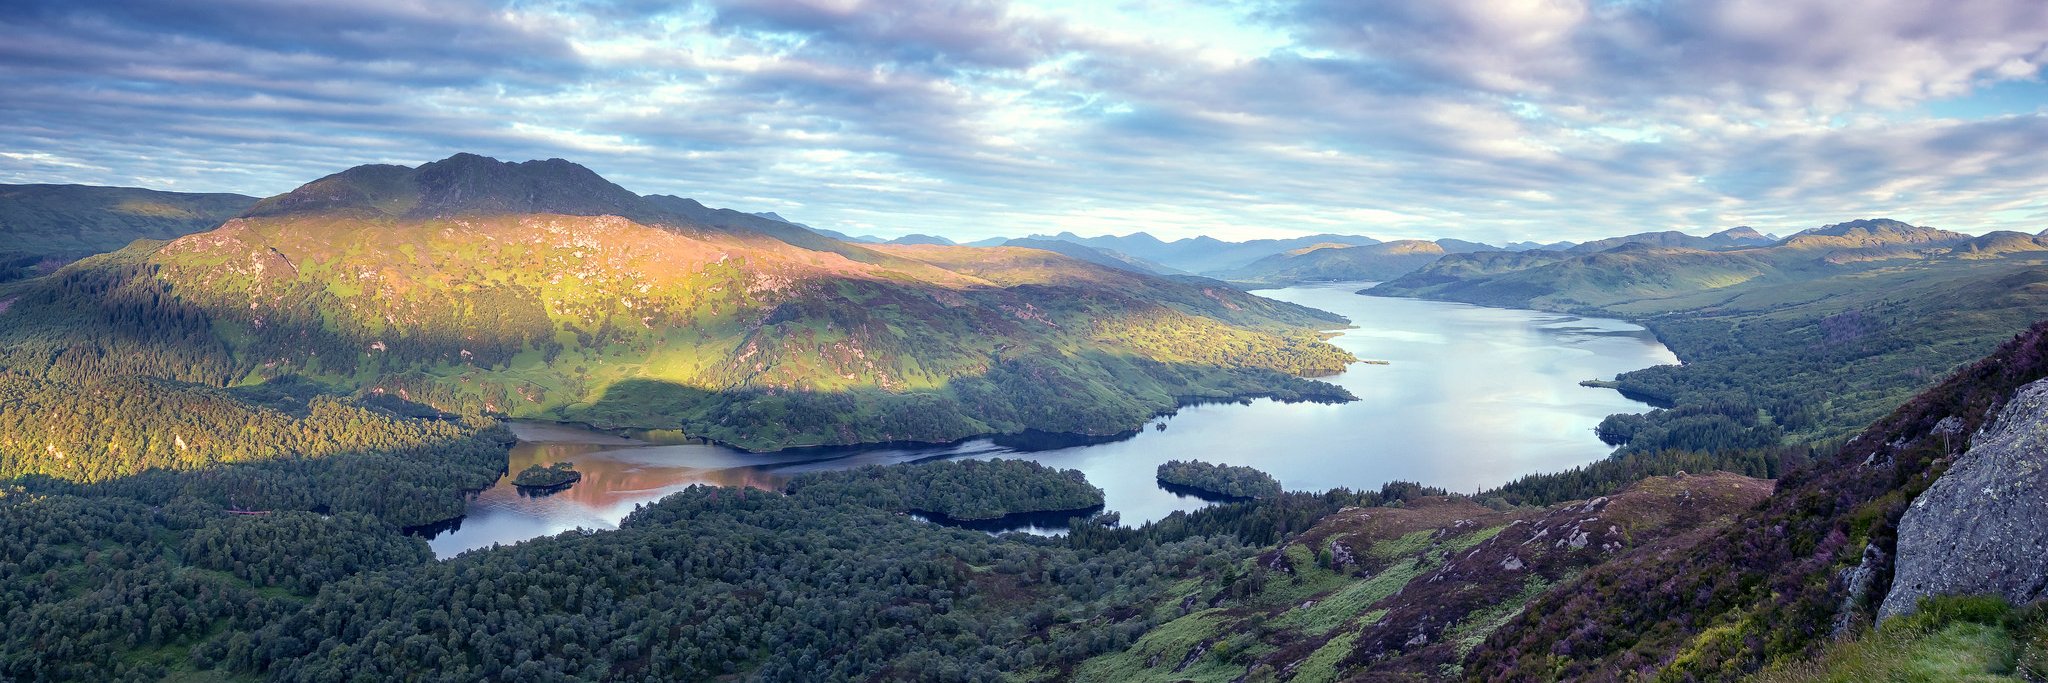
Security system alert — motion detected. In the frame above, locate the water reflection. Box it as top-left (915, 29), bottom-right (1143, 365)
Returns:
top-left (424, 283), bottom-right (1677, 558)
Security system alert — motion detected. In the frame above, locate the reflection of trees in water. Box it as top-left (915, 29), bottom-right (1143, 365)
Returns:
top-left (487, 440), bottom-right (792, 514)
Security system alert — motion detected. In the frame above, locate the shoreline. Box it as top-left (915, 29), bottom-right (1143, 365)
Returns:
top-left (506, 385), bottom-right (1360, 455)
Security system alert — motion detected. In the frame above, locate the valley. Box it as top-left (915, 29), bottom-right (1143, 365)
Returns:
top-left (418, 283), bottom-right (1676, 557)
top-left (17, 5), bottom-right (2048, 680)
top-left (5, 162), bottom-right (2048, 683)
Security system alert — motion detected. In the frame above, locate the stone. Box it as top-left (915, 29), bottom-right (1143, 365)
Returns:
top-left (1879, 377), bottom-right (2048, 621)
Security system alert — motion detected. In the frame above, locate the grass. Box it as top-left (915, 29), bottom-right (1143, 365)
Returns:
top-left (1249, 544), bottom-right (1356, 607)
top-left (1367, 529), bottom-right (1435, 560)
top-left (1748, 597), bottom-right (2048, 683)
top-left (1288, 629), bottom-right (1364, 683)
top-left (1073, 610), bottom-right (1239, 682)
top-left (1443, 524), bottom-right (1510, 554)
top-left (1449, 573), bottom-right (1563, 657)
top-left (1753, 622), bottom-right (2018, 682)
top-left (1272, 558), bottom-right (1428, 635)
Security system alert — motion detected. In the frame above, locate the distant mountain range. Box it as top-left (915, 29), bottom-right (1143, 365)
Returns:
top-left (931, 227), bottom-right (1782, 287)
top-left (4, 171), bottom-right (1897, 293)
top-left (1565, 226), bottom-right (1777, 253)
top-left (994, 237), bottom-right (1181, 275)
top-left (1214, 240), bottom-right (1451, 284)
top-left (1373, 218), bottom-right (1988, 310)
top-left (1011, 231), bottom-right (1390, 274)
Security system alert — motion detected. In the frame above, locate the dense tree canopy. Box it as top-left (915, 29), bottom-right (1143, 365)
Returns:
top-left (1155, 460), bottom-right (1284, 499)
top-left (784, 459), bottom-right (1104, 521)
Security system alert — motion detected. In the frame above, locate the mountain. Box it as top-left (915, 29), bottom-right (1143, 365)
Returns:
top-left (1565, 226), bottom-right (1778, 253)
top-left (1712, 225), bottom-right (1775, 242)
top-left (242, 153), bottom-right (649, 220)
top-left (1374, 218), bottom-right (1978, 312)
top-left (1029, 231), bottom-right (1385, 274)
top-left (1214, 240), bottom-right (1449, 285)
top-left (997, 237), bottom-right (1180, 275)
top-left (1779, 217), bottom-right (1969, 250)
top-left (1504, 239), bottom-right (1576, 251)
top-left (0, 154), bottom-right (1357, 454)
top-left (1950, 230), bottom-right (2048, 259)
top-left (0, 183), bottom-right (257, 280)
top-left (886, 233), bottom-right (955, 246)
top-left (1431, 237), bottom-right (1502, 253)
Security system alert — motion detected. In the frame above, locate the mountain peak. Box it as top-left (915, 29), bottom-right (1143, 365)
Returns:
top-left (244, 153), bottom-right (651, 221)
top-left (1711, 226), bottom-right (1766, 241)
top-left (1798, 218), bottom-right (1919, 236)
top-left (1785, 218), bottom-right (1968, 248)
top-left (888, 234), bottom-right (956, 246)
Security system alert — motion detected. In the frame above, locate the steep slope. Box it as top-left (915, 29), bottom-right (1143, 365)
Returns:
top-left (0, 154), bottom-right (1356, 455)
top-left (1877, 374), bottom-right (2048, 621)
top-left (1073, 472), bottom-right (1773, 681)
top-left (1469, 321), bottom-right (2048, 680)
top-left (1214, 240), bottom-right (1449, 285)
top-left (0, 183), bottom-right (257, 280)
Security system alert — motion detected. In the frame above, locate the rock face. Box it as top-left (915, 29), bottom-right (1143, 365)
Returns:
top-left (1880, 377), bottom-right (2048, 621)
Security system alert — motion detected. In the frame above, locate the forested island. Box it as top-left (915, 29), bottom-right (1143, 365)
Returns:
top-left (512, 462), bottom-right (581, 490)
top-left (784, 459), bottom-right (1104, 521)
top-left (1156, 459), bottom-right (1284, 499)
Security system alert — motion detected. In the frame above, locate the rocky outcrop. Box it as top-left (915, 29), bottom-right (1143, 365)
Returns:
top-left (1880, 377), bottom-right (2048, 621)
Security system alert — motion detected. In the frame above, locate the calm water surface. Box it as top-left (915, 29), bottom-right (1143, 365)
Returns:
top-left (425, 283), bottom-right (1677, 558)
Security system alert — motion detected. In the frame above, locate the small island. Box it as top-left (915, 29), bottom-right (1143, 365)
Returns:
top-left (512, 462), bottom-right (582, 492)
top-left (1156, 460), bottom-right (1283, 500)
top-left (783, 459), bottom-right (1105, 523)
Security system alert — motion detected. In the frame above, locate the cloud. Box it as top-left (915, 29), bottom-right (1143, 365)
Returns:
top-left (1279, 0), bottom-right (2048, 111)
top-left (3, 0), bottom-right (2048, 245)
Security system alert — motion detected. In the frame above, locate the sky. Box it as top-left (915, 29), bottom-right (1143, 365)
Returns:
top-left (4, 0), bottom-right (2048, 244)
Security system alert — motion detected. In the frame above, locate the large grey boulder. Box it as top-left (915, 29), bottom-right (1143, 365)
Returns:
top-left (1879, 377), bottom-right (2048, 621)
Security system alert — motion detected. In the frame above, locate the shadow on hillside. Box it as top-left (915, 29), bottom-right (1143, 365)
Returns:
top-left (574, 347), bottom-right (1356, 452)
top-left (8, 422), bottom-right (510, 530)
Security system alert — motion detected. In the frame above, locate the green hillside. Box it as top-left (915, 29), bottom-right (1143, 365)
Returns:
top-left (0, 183), bottom-right (256, 280)
top-left (0, 154), bottom-right (1355, 457)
